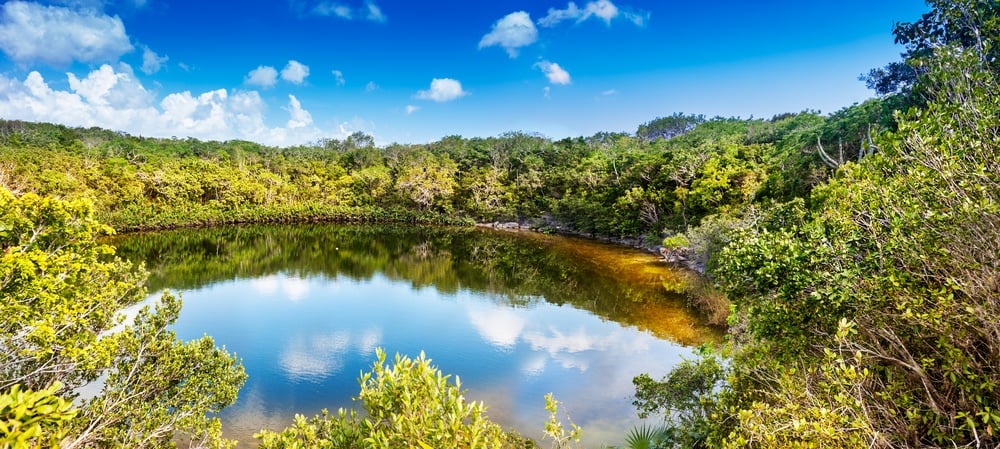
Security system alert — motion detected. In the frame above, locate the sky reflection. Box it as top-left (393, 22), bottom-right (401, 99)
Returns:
top-left (163, 272), bottom-right (691, 448)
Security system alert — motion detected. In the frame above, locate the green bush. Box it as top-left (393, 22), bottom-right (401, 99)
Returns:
top-left (256, 349), bottom-right (537, 449)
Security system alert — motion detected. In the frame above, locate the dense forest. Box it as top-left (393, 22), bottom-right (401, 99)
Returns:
top-left (2, 0), bottom-right (998, 447)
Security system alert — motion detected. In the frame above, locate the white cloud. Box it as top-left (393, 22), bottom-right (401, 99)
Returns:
top-left (538, 0), bottom-right (648, 27)
top-left (306, 1), bottom-right (385, 22)
top-left (285, 95), bottom-right (313, 129)
top-left (364, 0), bottom-right (385, 22)
top-left (0, 64), bottom-right (154, 130)
top-left (0, 1), bottom-right (133, 65)
top-left (468, 306), bottom-right (525, 349)
top-left (524, 327), bottom-right (597, 355)
top-left (405, 105), bottom-right (419, 115)
top-left (66, 63), bottom-right (152, 108)
top-left (245, 65), bottom-right (278, 88)
top-left (365, 81), bottom-right (378, 92)
top-left (282, 274), bottom-right (311, 300)
top-left (355, 327), bottom-right (382, 354)
top-left (535, 61), bottom-right (571, 85)
top-left (543, 86), bottom-right (551, 99)
top-left (159, 89), bottom-right (230, 137)
top-left (140, 45), bottom-right (168, 75)
top-left (249, 275), bottom-right (279, 295)
top-left (247, 273), bottom-right (312, 300)
top-left (478, 11), bottom-right (537, 58)
top-left (0, 66), bottom-right (364, 147)
top-left (279, 331), bottom-right (350, 380)
top-left (415, 78), bottom-right (467, 103)
top-left (584, 0), bottom-right (618, 23)
top-left (281, 60), bottom-right (310, 84)
top-left (622, 9), bottom-right (650, 27)
top-left (312, 2), bottom-right (352, 19)
top-left (332, 69), bottom-right (345, 86)
top-left (601, 89), bottom-right (619, 96)
top-left (537, 2), bottom-right (581, 27)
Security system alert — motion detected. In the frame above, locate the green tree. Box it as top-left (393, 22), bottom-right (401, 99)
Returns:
top-left (712, 44), bottom-right (1000, 448)
top-left (637, 113), bottom-right (706, 142)
top-left (0, 383), bottom-right (77, 449)
top-left (632, 349), bottom-right (725, 449)
top-left (461, 166), bottom-right (515, 221)
top-left (396, 151), bottom-right (459, 212)
top-left (256, 349), bottom-right (536, 449)
top-left (0, 189), bottom-right (246, 449)
top-left (863, 0), bottom-right (999, 95)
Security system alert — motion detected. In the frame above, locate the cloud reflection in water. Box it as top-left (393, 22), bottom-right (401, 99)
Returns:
top-left (167, 272), bottom-right (693, 449)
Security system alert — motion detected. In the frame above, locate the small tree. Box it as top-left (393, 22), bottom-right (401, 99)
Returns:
top-left (256, 349), bottom-right (538, 449)
top-left (0, 189), bottom-right (246, 449)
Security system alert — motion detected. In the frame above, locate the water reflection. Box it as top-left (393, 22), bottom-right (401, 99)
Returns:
top-left (113, 224), bottom-right (721, 448)
top-left (468, 305), bottom-right (525, 349)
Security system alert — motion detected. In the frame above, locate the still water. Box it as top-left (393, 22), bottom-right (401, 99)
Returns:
top-left (112, 224), bottom-right (721, 448)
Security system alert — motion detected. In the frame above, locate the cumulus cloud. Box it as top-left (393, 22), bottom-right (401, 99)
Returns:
top-left (538, 0), bottom-right (648, 27)
top-left (140, 45), bottom-right (168, 75)
top-left (405, 105), bottom-right (419, 115)
top-left (302, 0), bottom-right (386, 22)
top-left (66, 63), bottom-right (152, 108)
top-left (245, 65), bottom-right (278, 88)
top-left (415, 78), bottom-right (467, 103)
top-left (0, 65), bottom-right (361, 147)
top-left (478, 11), bottom-right (537, 58)
top-left (0, 65), bottom-right (154, 130)
top-left (332, 69), bottom-right (345, 86)
top-left (0, 1), bottom-right (133, 65)
top-left (285, 95), bottom-right (313, 129)
top-left (281, 60), bottom-right (310, 84)
top-left (535, 61), bottom-right (571, 85)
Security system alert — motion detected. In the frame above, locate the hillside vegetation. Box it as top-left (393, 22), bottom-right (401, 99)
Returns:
top-left (1, 0), bottom-right (998, 447)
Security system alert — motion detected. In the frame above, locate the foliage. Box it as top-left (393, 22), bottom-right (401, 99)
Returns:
top-left (700, 34), bottom-right (1000, 449)
top-left (635, 4), bottom-right (1000, 448)
top-left (0, 190), bottom-right (131, 391)
top-left (719, 339), bottom-right (877, 448)
top-left (0, 382), bottom-right (77, 449)
top-left (620, 423), bottom-right (669, 449)
top-left (632, 348), bottom-right (725, 449)
top-left (637, 114), bottom-right (706, 142)
top-left (863, 0), bottom-right (999, 96)
top-left (541, 393), bottom-right (582, 449)
top-left (0, 109), bottom-right (833, 244)
top-left (256, 349), bottom-right (538, 449)
top-left (395, 150), bottom-right (459, 212)
top-left (0, 188), bottom-right (246, 449)
top-left (76, 293), bottom-right (246, 449)
top-left (661, 234), bottom-right (690, 249)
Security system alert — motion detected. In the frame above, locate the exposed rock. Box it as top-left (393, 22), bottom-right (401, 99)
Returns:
top-left (659, 246), bottom-right (705, 274)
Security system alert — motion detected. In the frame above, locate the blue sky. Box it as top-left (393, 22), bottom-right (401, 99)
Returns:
top-left (0, 0), bottom-right (929, 146)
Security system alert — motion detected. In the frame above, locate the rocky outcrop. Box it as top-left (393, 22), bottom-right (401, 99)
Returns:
top-left (658, 246), bottom-right (705, 274)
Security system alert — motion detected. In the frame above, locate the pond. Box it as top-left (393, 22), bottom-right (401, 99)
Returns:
top-left (111, 224), bottom-right (722, 448)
